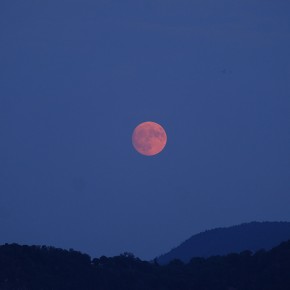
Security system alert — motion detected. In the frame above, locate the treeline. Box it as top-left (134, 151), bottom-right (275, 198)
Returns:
top-left (1, 240), bottom-right (290, 290)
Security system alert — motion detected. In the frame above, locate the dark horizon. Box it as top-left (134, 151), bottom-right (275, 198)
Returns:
top-left (1, 239), bottom-right (290, 289)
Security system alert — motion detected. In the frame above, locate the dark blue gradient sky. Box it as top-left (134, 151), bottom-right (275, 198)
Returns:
top-left (0, 0), bottom-right (290, 260)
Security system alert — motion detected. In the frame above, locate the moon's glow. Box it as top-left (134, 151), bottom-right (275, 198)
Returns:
top-left (132, 121), bottom-right (167, 156)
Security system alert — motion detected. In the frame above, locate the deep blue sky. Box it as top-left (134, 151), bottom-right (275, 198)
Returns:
top-left (0, 0), bottom-right (290, 260)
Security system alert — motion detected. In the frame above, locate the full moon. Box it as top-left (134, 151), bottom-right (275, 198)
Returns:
top-left (132, 121), bottom-right (167, 156)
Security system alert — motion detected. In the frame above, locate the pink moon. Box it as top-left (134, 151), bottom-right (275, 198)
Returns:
top-left (132, 121), bottom-right (167, 156)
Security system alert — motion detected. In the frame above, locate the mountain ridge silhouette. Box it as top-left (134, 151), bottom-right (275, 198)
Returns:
top-left (1, 235), bottom-right (290, 289)
top-left (157, 221), bottom-right (290, 264)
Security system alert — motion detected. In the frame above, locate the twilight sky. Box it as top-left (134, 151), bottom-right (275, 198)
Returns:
top-left (0, 0), bottom-right (290, 260)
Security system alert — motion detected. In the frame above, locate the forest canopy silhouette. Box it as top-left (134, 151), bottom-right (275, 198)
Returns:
top-left (1, 240), bottom-right (290, 290)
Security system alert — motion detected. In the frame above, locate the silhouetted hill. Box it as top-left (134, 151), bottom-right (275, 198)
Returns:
top-left (1, 240), bottom-right (290, 289)
top-left (157, 221), bottom-right (290, 264)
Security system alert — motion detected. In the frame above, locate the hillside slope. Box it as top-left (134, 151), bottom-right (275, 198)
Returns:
top-left (157, 221), bottom-right (290, 264)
